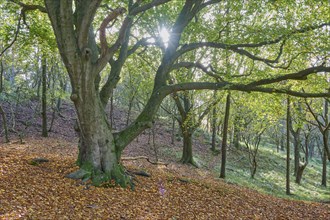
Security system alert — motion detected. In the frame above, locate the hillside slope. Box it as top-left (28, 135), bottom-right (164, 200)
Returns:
top-left (0, 139), bottom-right (329, 219)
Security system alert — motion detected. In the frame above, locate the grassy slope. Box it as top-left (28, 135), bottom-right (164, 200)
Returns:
top-left (159, 129), bottom-right (329, 203)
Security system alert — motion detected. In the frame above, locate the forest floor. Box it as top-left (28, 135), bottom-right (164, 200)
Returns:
top-left (0, 101), bottom-right (330, 219)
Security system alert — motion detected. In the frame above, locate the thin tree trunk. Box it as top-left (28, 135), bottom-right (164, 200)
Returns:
top-left (0, 105), bottom-right (9, 143)
top-left (41, 57), bottom-right (48, 137)
top-left (321, 147), bottom-right (327, 187)
top-left (220, 93), bottom-right (231, 178)
top-left (211, 101), bottom-right (217, 151)
top-left (321, 103), bottom-right (328, 186)
top-left (126, 95), bottom-right (135, 126)
top-left (171, 115), bottom-right (175, 145)
top-left (286, 97), bottom-right (291, 195)
top-left (48, 106), bottom-right (56, 132)
top-left (321, 124), bottom-right (328, 186)
top-left (233, 118), bottom-right (240, 149)
top-left (293, 131), bottom-right (300, 177)
top-left (0, 60), bottom-right (3, 93)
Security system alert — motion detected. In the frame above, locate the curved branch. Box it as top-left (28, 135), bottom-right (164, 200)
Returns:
top-left (9, 0), bottom-right (47, 13)
top-left (0, 13), bottom-right (22, 57)
top-left (163, 82), bottom-right (330, 98)
top-left (175, 23), bottom-right (329, 64)
top-left (99, 7), bottom-right (127, 56)
top-left (246, 65), bottom-right (330, 87)
top-left (95, 11), bottom-right (130, 76)
top-left (171, 62), bottom-right (224, 82)
top-left (130, 0), bottom-right (172, 15)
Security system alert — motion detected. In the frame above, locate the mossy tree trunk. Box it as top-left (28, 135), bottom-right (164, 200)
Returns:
top-left (44, 0), bottom-right (209, 186)
top-left (173, 91), bottom-right (219, 167)
top-left (180, 129), bottom-right (194, 165)
top-left (173, 93), bottom-right (197, 167)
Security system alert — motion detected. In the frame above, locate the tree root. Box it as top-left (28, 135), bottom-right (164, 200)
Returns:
top-left (66, 169), bottom-right (91, 180)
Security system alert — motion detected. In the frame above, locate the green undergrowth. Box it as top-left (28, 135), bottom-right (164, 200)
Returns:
top-left (219, 146), bottom-right (330, 202)
top-left (160, 140), bottom-right (329, 202)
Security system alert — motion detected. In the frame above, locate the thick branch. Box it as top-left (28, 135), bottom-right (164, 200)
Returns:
top-left (246, 65), bottom-right (330, 87)
top-left (230, 23), bottom-right (329, 48)
top-left (175, 23), bottom-right (329, 63)
top-left (95, 13), bottom-right (130, 76)
top-left (162, 82), bottom-right (330, 98)
top-left (99, 7), bottom-right (127, 56)
top-left (9, 0), bottom-right (47, 13)
top-left (76, 0), bottom-right (102, 49)
top-left (172, 62), bottom-right (224, 82)
top-left (130, 0), bottom-right (172, 15)
top-left (176, 41), bottom-right (284, 65)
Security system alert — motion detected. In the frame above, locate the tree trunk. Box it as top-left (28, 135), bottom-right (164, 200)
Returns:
top-left (171, 115), bottom-right (175, 145)
top-left (70, 90), bottom-right (130, 187)
top-left (293, 131), bottom-right (300, 177)
top-left (286, 97), bottom-right (291, 195)
top-left (220, 93), bottom-right (231, 179)
top-left (233, 116), bottom-right (240, 149)
top-left (251, 157), bottom-right (257, 179)
top-left (296, 162), bottom-right (307, 184)
top-left (41, 57), bottom-right (48, 137)
top-left (0, 105), bottom-right (9, 143)
top-left (180, 130), bottom-right (196, 166)
top-left (0, 60), bottom-right (3, 93)
top-left (211, 102), bottom-right (217, 151)
top-left (321, 131), bottom-right (328, 187)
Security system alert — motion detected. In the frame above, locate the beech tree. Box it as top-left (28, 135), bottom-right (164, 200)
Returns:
top-left (7, 0), bottom-right (330, 186)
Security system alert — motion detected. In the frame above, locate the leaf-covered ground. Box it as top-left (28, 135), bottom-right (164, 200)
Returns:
top-left (0, 138), bottom-right (329, 219)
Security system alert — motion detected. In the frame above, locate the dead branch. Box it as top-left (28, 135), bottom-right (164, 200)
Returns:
top-left (122, 156), bottom-right (169, 166)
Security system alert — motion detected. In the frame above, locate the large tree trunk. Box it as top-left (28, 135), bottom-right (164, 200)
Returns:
top-left (69, 88), bottom-right (130, 186)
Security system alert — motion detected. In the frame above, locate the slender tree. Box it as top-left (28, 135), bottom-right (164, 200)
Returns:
top-left (220, 92), bottom-right (231, 178)
top-left (305, 97), bottom-right (330, 186)
top-left (286, 97), bottom-right (291, 195)
top-left (41, 55), bottom-right (48, 137)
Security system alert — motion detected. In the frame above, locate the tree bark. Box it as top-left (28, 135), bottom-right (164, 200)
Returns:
top-left (220, 93), bottom-right (231, 178)
top-left (0, 105), bottom-right (9, 143)
top-left (286, 97), bottom-right (291, 195)
top-left (180, 128), bottom-right (196, 166)
top-left (41, 56), bottom-right (48, 137)
top-left (0, 60), bottom-right (3, 93)
top-left (211, 99), bottom-right (217, 151)
top-left (321, 148), bottom-right (327, 187)
top-left (70, 88), bottom-right (130, 186)
top-left (292, 131), bottom-right (301, 178)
